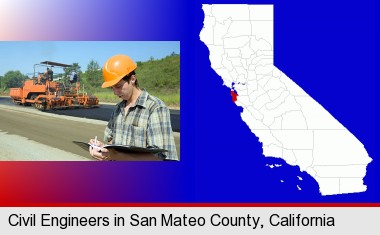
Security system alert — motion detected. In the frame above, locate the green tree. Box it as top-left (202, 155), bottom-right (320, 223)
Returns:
top-left (0, 75), bottom-right (3, 90)
top-left (3, 71), bottom-right (28, 88)
top-left (86, 59), bottom-right (102, 88)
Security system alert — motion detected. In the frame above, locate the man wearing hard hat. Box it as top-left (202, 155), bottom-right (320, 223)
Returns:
top-left (89, 54), bottom-right (178, 161)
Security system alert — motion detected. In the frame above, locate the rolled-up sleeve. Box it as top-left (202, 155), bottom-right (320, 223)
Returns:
top-left (147, 106), bottom-right (178, 160)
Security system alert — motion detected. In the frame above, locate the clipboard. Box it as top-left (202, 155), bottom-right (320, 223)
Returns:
top-left (72, 141), bottom-right (168, 154)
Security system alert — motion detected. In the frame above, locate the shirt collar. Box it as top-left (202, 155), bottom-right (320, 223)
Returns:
top-left (117, 89), bottom-right (148, 110)
top-left (135, 89), bottom-right (148, 108)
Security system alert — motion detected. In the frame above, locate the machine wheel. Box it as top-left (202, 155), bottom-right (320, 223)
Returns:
top-left (42, 99), bottom-right (47, 111)
top-left (35, 99), bottom-right (47, 111)
top-left (30, 94), bottom-right (37, 107)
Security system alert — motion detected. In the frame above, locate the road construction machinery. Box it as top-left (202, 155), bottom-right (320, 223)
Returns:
top-left (9, 61), bottom-right (99, 110)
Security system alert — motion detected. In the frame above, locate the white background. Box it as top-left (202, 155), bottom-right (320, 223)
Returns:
top-left (0, 206), bottom-right (378, 234)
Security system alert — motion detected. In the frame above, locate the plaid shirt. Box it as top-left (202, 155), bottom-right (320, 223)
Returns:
top-left (104, 90), bottom-right (178, 160)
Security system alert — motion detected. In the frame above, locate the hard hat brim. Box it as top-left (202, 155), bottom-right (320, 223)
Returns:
top-left (101, 76), bottom-right (123, 88)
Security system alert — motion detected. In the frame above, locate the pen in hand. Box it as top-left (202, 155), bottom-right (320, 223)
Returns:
top-left (91, 136), bottom-right (102, 151)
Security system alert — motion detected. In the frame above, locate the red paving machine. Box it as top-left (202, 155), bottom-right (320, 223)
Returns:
top-left (9, 61), bottom-right (99, 110)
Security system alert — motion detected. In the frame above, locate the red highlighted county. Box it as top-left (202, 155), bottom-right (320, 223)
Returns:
top-left (231, 90), bottom-right (238, 103)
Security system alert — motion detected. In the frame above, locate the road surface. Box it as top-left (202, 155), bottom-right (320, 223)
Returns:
top-left (0, 97), bottom-right (180, 132)
top-left (0, 101), bottom-right (180, 161)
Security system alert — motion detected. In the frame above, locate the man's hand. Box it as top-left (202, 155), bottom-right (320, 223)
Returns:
top-left (88, 139), bottom-right (111, 161)
top-left (88, 139), bottom-right (163, 161)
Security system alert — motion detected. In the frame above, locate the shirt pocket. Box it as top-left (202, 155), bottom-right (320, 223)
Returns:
top-left (125, 125), bottom-right (147, 148)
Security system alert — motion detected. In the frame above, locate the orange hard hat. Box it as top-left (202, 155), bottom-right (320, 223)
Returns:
top-left (102, 54), bottom-right (137, 88)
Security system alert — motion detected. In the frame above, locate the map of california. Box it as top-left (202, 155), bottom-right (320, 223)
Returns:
top-left (199, 4), bottom-right (372, 195)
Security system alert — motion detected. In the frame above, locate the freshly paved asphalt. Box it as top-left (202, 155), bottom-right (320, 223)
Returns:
top-left (0, 97), bottom-right (180, 132)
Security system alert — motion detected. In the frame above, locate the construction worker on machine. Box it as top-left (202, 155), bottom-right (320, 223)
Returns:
top-left (44, 67), bottom-right (53, 82)
top-left (70, 70), bottom-right (80, 92)
top-left (37, 73), bottom-right (45, 84)
top-left (70, 70), bottom-right (78, 85)
top-left (37, 68), bottom-right (51, 84)
top-left (88, 54), bottom-right (178, 161)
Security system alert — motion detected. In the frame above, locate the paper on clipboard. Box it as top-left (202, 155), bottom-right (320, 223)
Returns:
top-left (72, 141), bottom-right (168, 154)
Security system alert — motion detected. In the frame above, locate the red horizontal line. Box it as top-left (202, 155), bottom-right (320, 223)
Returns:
top-left (1, 203), bottom-right (380, 207)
